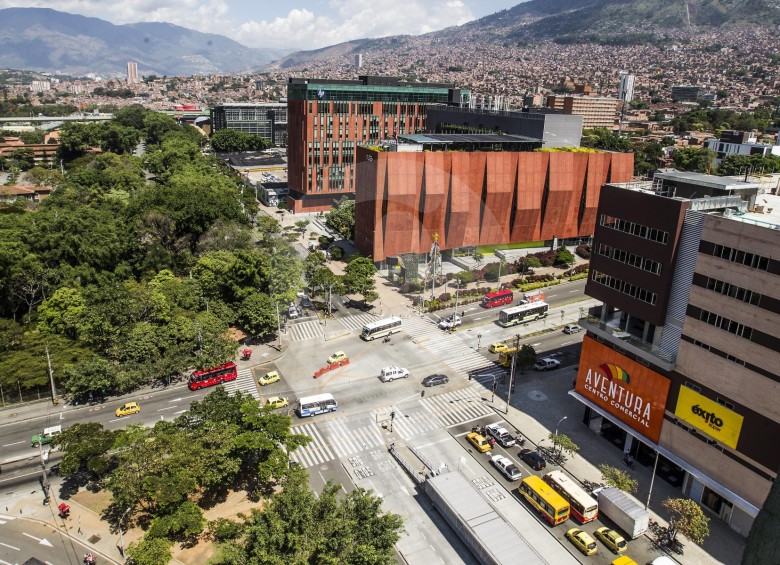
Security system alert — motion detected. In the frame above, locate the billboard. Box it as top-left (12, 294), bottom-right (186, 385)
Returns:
top-left (674, 386), bottom-right (744, 449)
top-left (576, 336), bottom-right (671, 442)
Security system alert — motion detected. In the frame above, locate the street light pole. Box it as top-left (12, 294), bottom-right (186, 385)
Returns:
top-left (275, 303), bottom-right (282, 349)
top-left (118, 506), bottom-right (132, 556)
top-left (554, 416), bottom-right (568, 456)
top-left (505, 335), bottom-right (520, 414)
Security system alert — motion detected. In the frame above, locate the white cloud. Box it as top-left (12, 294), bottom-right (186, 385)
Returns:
top-left (237, 0), bottom-right (475, 50)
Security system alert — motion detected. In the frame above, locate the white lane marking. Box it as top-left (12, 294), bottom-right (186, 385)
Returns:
top-left (173, 410), bottom-right (187, 414)
top-left (1, 441), bottom-right (24, 447)
top-left (22, 532), bottom-right (53, 547)
top-left (0, 542), bottom-right (19, 550)
top-left (169, 398), bottom-right (182, 403)
top-left (156, 406), bottom-right (179, 412)
top-left (532, 342), bottom-right (542, 346)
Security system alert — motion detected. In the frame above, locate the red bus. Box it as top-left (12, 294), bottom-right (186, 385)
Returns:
top-left (188, 362), bottom-right (238, 391)
top-left (481, 289), bottom-right (513, 308)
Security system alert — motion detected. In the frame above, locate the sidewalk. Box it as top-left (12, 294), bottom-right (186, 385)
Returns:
top-left (490, 372), bottom-right (745, 565)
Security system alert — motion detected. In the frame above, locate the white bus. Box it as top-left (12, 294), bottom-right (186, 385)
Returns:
top-left (360, 316), bottom-right (402, 341)
top-left (543, 470), bottom-right (599, 524)
top-left (498, 301), bottom-right (549, 327)
top-left (296, 393), bottom-right (338, 418)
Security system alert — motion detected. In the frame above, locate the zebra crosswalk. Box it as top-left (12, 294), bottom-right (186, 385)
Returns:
top-left (337, 312), bottom-right (380, 332)
top-left (288, 385), bottom-right (495, 468)
top-left (220, 368), bottom-right (260, 400)
top-left (287, 319), bottom-right (324, 341)
top-left (0, 513), bottom-right (16, 525)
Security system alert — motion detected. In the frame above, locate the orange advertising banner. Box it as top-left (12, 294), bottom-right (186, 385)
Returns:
top-left (575, 336), bottom-right (671, 442)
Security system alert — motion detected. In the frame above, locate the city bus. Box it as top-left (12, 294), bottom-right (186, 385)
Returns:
top-left (481, 289), bottom-right (513, 309)
top-left (361, 316), bottom-right (402, 341)
top-left (296, 393), bottom-right (338, 417)
top-left (188, 362), bottom-right (238, 391)
top-left (518, 475), bottom-right (570, 526)
top-left (498, 301), bottom-right (549, 327)
top-left (543, 470), bottom-right (599, 524)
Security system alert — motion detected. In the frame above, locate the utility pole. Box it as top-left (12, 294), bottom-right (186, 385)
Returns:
top-left (276, 302), bottom-right (282, 349)
top-left (45, 346), bottom-right (57, 405)
top-left (505, 335), bottom-right (521, 414)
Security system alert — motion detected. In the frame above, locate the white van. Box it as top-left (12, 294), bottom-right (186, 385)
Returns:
top-left (379, 367), bottom-right (409, 382)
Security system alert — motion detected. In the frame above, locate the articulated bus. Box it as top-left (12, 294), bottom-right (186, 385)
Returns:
top-left (361, 316), bottom-right (402, 341)
top-left (188, 362), bottom-right (238, 391)
top-left (543, 470), bottom-right (599, 524)
top-left (296, 393), bottom-right (338, 417)
top-left (481, 289), bottom-right (514, 308)
top-left (498, 301), bottom-right (549, 327)
top-left (518, 475), bottom-right (570, 526)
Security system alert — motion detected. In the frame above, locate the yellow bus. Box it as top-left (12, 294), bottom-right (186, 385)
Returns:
top-left (518, 475), bottom-right (570, 526)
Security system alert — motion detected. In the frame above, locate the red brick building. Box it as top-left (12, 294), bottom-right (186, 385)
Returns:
top-left (354, 140), bottom-right (633, 261)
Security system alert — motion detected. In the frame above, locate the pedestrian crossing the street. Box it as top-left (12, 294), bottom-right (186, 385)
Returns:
top-left (221, 368), bottom-right (260, 400)
top-left (288, 385), bottom-right (495, 468)
top-left (287, 319), bottom-right (324, 341)
top-left (337, 312), bottom-right (380, 332)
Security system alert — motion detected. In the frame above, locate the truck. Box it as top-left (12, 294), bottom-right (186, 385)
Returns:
top-left (31, 425), bottom-right (62, 448)
top-left (593, 487), bottom-right (650, 539)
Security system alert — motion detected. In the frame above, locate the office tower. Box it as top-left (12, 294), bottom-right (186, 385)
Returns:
top-left (618, 72), bottom-right (635, 104)
top-left (127, 62), bottom-right (139, 85)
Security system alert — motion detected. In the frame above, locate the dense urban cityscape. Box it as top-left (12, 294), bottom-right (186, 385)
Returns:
top-left (0, 2), bottom-right (779, 565)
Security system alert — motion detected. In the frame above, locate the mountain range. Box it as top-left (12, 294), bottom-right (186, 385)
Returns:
top-left (1, 1), bottom-right (779, 76)
top-left (0, 8), bottom-right (289, 77)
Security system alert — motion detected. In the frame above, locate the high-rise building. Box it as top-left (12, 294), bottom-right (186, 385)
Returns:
top-left (545, 95), bottom-right (620, 129)
top-left (286, 76), bottom-right (464, 212)
top-left (355, 53), bottom-right (363, 69)
top-left (211, 103), bottom-right (288, 147)
top-left (425, 106), bottom-right (583, 148)
top-left (572, 170), bottom-right (778, 536)
top-left (618, 72), bottom-right (635, 104)
top-left (127, 62), bottom-right (139, 85)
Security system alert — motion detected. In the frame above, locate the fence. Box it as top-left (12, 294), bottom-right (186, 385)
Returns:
top-left (0, 382), bottom-right (51, 407)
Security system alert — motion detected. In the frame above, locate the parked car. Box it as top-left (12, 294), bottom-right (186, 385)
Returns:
top-left (485, 423), bottom-right (516, 448)
top-left (610, 557), bottom-right (639, 565)
top-left (300, 295), bottom-right (313, 309)
top-left (466, 432), bottom-right (492, 453)
top-left (115, 402), bottom-right (141, 417)
top-left (438, 315), bottom-right (462, 330)
top-left (327, 351), bottom-right (348, 364)
top-left (595, 527), bottom-right (628, 554)
top-left (490, 454), bottom-right (522, 481)
top-left (258, 371), bottom-right (281, 386)
top-left (566, 528), bottom-right (598, 556)
top-left (519, 448), bottom-right (547, 471)
top-left (380, 366), bottom-right (409, 382)
top-left (31, 425), bottom-right (62, 448)
top-left (563, 324), bottom-right (582, 334)
top-left (265, 396), bottom-right (289, 409)
top-left (534, 358), bottom-right (561, 371)
top-left (489, 341), bottom-right (510, 354)
top-left (422, 374), bottom-right (449, 387)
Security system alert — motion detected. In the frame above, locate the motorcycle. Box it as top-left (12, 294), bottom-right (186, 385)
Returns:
top-left (383, 336), bottom-right (391, 343)
top-left (515, 436), bottom-right (527, 447)
top-left (83, 553), bottom-right (96, 565)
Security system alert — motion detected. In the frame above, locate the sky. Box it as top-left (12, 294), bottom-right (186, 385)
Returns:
top-left (1, 0), bottom-right (523, 51)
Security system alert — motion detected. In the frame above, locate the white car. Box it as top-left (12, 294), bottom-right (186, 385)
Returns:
top-left (485, 423), bottom-right (516, 448)
top-left (534, 358), bottom-right (561, 371)
top-left (490, 454), bottom-right (522, 481)
top-left (379, 366), bottom-right (409, 382)
top-left (438, 315), bottom-right (462, 330)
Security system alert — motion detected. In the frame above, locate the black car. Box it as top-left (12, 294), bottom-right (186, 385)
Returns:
top-left (422, 374), bottom-right (449, 387)
top-left (519, 448), bottom-right (547, 471)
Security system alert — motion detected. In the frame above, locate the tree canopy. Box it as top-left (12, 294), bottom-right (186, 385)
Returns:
top-left (210, 129), bottom-right (271, 153)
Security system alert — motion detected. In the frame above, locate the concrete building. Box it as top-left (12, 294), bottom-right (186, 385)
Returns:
top-left (210, 103), bottom-right (288, 147)
top-left (354, 134), bottom-right (633, 261)
top-left (355, 53), bottom-right (363, 69)
top-left (572, 170), bottom-right (778, 536)
top-left (425, 106), bottom-right (583, 148)
top-left (127, 62), bottom-right (139, 85)
top-left (286, 75), bottom-right (464, 212)
top-left (670, 85), bottom-right (715, 103)
top-left (618, 72), bottom-right (635, 104)
top-left (545, 95), bottom-right (620, 129)
top-left (30, 80), bottom-right (51, 93)
top-left (704, 130), bottom-right (780, 163)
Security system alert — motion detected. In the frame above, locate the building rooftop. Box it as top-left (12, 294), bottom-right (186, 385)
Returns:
top-left (654, 170), bottom-right (759, 193)
top-left (398, 133), bottom-right (541, 145)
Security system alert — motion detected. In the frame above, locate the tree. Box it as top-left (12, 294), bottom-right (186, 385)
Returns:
top-left (143, 113), bottom-right (179, 146)
top-left (659, 498), bottom-right (710, 547)
top-left (210, 129), bottom-right (270, 153)
top-left (516, 344), bottom-right (537, 373)
top-left (598, 463), bottom-right (638, 494)
top-left (52, 422), bottom-right (117, 478)
top-left (265, 241), bottom-right (303, 303)
top-left (219, 468), bottom-right (403, 564)
top-left (343, 256), bottom-right (377, 305)
top-left (673, 147), bottom-right (716, 173)
top-left (127, 536), bottom-right (173, 565)
top-left (743, 464), bottom-right (780, 565)
top-left (237, 292), bottom-right (277, 337)
top-left (24, 167), bottom-right (64, 187)
top-left (62, 355), bottom-right (117, 400)
top-left (113, 104), bottom-right (149, 131)
top-left (325, 196), bottom-right (356, 239)
top-left (36, 287), bottom-right (87, 340)
top-left (581, 128), bottom-right (632, 152)
top-left (554, 247), bottom-right (575, 267)
top-left (548, 432), bottom-right (579, 458)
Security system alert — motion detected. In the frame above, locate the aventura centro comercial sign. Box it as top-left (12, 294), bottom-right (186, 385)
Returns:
top-left (575, 336), bottom-right (671, 442)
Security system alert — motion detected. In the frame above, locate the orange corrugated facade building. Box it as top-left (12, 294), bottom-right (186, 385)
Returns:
top-left (355, 147), bottom-right (634, 261)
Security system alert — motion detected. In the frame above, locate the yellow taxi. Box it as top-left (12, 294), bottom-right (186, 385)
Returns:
top-left (466, 432), bottom-right (492, 453)
top-left (258, 371), bottom-right (281, 386)
top-left (115, 402), bottom-right (140, 417)
top-left (611, 557), bottom-right (639, 565)
top-left (327, 351), bottom-right (348, 364)
top-left (489, 342), bottom-right (510, 354)
top-left (265, 396), bottom-right (289, 409)
top-left (595, 527), bottom-right (628, 554)
top-left (566, 528), bottom-right (598, 556)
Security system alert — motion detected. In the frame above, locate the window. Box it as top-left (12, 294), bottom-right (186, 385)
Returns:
top-left (712, 244), bottom-right (770, 271)
top-left (600, 215), bottom-right (669, 244)
top-left (597, 244), bottom-right (662, 275)
top-left (684, 381), bottom-right (701, 393)
top-left (717, 398), bottom-right (736, 411)
top-left (591, 270), bottom-right (657, 305)
top-left (698, 308), bottom-right (753, 339)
